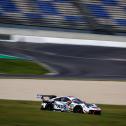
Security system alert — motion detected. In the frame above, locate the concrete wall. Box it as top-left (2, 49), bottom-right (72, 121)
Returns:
top-left (0, 27), bottom-right (126, 42)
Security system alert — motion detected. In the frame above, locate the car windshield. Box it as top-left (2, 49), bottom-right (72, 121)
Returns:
top-left (72, 98), bottom-right (92, 107)
top-left (84, 103), bottom-right (92, 107)
top-left (72, 98), bottom-right (83, 104)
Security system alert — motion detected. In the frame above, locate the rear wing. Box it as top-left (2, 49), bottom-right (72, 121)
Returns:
top-left (37, 94), bottom-right (57, 100)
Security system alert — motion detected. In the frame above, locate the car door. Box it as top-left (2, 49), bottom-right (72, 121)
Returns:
top-left (53, 97), bottom-right (69, 111)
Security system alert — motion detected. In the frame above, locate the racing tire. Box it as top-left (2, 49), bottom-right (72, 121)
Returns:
top-left (73, 105), bottom-right (83, 114)
top-left (40, 106), bottom-right (46, 110)
top-left (45, 103), bottom-right (53, 111)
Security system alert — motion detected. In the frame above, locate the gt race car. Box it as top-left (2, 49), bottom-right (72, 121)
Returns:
top-left (37, 94), bottom-right (101, 115)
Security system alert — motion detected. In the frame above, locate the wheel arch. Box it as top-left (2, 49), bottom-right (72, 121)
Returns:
top-left (73, 105), bottom-right (83, 113)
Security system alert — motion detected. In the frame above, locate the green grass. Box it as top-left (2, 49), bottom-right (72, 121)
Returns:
top-left (0, 59), bottom-right (49, 74)
top-left (0, 100), bottom-right (125, 126)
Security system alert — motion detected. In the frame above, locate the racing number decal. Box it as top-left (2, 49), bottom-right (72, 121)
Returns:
top-left (55, 103), bottom-right (67, 110)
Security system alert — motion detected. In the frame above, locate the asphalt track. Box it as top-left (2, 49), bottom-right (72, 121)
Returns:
top-left (0, 41), bottom-right (126, 79)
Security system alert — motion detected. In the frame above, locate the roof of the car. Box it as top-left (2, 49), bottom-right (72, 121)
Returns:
top-left (52, 96), bottom-right (78, 101)
top-left (53, 96), bottom-right (76, 99)
top-left (67, 96), bottom-right (77, 100)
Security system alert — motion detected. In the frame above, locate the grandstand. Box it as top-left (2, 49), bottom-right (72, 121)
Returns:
top-left (0, 0), bottom-right (126, 35)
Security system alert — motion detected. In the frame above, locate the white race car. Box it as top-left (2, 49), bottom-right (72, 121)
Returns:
top-left (37, 95), bottom-right (101, 115)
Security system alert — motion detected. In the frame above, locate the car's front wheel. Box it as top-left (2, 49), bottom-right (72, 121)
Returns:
top-left (73, 105), bottom-right (83, 113)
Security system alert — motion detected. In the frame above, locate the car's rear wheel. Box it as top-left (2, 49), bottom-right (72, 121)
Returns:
top-left (40, 106), bottom-right (46, 110)
top-left (45, 103), bottom-right (53, 111)
top-left (73, 106), bottom-right (83, 113)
